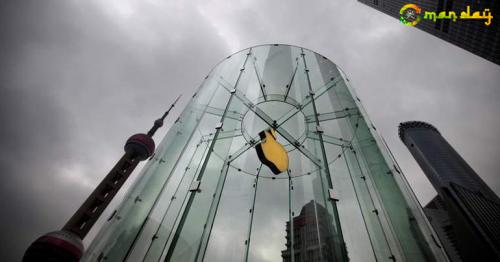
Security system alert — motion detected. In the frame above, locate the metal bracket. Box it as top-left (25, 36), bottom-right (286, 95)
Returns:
top-left (328, 188), bottom-right (339, 201)
top-left (134, 196), bottom-right (142, 203)
top-left (189, 180), bottom-right (201, 192)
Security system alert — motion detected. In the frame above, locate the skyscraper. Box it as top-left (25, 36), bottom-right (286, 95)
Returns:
top-left (424, 196), bottom-right (462, 262)
top-left (358, 0), bottom-right (500, 65)
top-left (399, 121), bottom-right (500, 261)
top-left (22, 99), bottom-right (179, 262)
top-left (82, 45), bottom-right (448, 261)
top-left (281, 200), bottom-right (336, 262)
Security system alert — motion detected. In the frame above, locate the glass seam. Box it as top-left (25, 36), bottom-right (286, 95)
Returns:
top-left (243, 164), bottom-right (262, 262)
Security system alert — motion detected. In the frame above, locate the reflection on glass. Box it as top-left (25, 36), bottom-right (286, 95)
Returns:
top-left (282, 201), bottom-right (335, 262)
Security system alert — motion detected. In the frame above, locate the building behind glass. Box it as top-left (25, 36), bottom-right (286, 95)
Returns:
top-left (358, 0), bottom-right (500, 65)
top-left (82, 45), bottom-right (449, 262)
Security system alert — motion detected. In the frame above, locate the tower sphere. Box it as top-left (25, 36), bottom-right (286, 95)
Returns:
top-left (125, 133), bottom-right (155, 160)
top-left (154, 119), bottom-right (164, 127)
top-left (23, 230), bottom-right (83, 262)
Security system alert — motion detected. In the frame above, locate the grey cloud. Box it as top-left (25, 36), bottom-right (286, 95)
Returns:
top-left (0, 0), bottom-right (229, 260)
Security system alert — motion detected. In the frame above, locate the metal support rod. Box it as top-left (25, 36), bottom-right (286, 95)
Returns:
top-left (342, 150), bottom-right (380, 261)
top-left (122, 87), bottom-right (216, 261)
top-left (138, 139), bottom-right (209, 261)
top-left (350, 146), bottom-right (403, 260)
top-left (253, 59), bottom-right (267, 101)
top-left (195, 159), bottom-right (231, 262)
top-left (300, 48), bottom-right (348, 261)
top-left (217, 81), bottom-right (322, 167)
top-left (288, 170), bottom-right (295, 262)
top-left (275, 77), bottom-right (343, 129)
top-left (243, 164), bottom-right (262, 262)
top-left (156, 141), bottom-right (211, 262)
top-left (283, 60), bottom-right (299, 101)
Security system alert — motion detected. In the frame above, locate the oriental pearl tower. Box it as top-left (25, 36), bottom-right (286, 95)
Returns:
top-left (22, 96), bottom-right (181, 262)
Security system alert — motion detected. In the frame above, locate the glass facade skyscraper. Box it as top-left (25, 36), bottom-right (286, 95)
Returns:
top-left (82, 45), bottom-right (448, 262)
top-left (399, 121), bottom-right (500, 261)
top-left (358, 0), bottom-right (500, 65)
top-left (424, 197), bottom-right (462, 262)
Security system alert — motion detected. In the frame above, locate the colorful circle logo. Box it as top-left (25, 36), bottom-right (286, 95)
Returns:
top-left (400, 4), bottom-right (421, 26)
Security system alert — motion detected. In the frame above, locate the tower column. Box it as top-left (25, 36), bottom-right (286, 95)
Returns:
top-left (22, 97), bottom-right (180, 262)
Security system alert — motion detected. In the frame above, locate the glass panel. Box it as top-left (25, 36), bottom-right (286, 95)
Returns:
top-left (290, 172), bottom-right (338, 262)
top-left (342, 74), bottom-right (444, 259)
top-left (261, 45), bottom-right (295, 96)
top-left (126, 130), bottom-right (205, 261)
top-left (247, 169), bottom-right (289, 262)
top-left (141, 139), bottom-right (210, 262)
top-left (328, 145), bottom-right (378, 262)
top-left (342, 146), bottom-right (392, 261)
top-left (216, 50), bottom-right (248, 89)
top-left (202, 150), bottom-right (257, 262)
top-left (162, 123), bottom-right (235, 261)
top-left (162, 52), bottom-right (252, 261)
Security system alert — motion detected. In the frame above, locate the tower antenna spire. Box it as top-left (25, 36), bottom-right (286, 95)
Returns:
top-left (147, 94), bottom-right (182, 136)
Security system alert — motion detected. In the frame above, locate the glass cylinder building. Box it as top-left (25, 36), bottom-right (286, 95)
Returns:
top-left (83, 45), bottom-right (448, 262)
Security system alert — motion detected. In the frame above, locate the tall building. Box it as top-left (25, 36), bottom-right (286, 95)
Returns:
top-left (22, 101), bottom-right (179, 262)
top-left (424, 196), bottom-right (462, 262)
top-left (82, 45), bottom-right (448, 261)
top-left (281, 201), bottom-right (335, 262)
top-left (358, 0), bottom-right (500, 65)
top-left (399, 121), bottom-right (500, 261)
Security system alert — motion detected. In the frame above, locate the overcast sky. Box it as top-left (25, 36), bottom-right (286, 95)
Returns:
top-left (1, 0), bottom-right (499, 261)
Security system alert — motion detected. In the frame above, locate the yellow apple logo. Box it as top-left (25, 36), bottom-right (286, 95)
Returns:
top-left (255, 129), bottom-right (289, 174)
